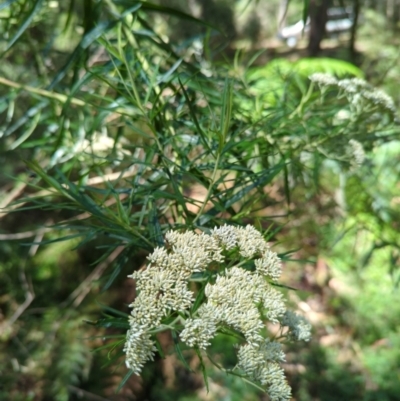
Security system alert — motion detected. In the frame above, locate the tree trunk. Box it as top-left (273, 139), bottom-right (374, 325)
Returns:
top-left (307, 0), bottom-right (329, 56)
top-left (278, 0), bottom-right (289, 30)
top-left (349, 0), bottom-right (361, 58)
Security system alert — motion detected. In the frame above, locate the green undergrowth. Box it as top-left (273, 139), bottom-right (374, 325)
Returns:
top-left (1, 1), bottom-right (400, 400)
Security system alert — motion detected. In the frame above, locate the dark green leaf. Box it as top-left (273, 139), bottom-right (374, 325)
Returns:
top-left (4, 0), bottom-right (44, 52)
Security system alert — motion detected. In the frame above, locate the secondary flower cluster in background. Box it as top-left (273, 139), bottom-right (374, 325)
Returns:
top-left (309, 73), bottom-right (396, 113)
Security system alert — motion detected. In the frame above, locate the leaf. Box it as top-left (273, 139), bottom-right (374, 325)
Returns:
top-left (195, 348), bottom-right (209, 393)
top-left (4, 100), bottom-right (48, 137)
top-left (156, 59), bottom-right (182, 84)
top-left (3, 0), bottom-right (45, 53)
top-left (148, 196), bottom-right (164, 246)
top-left (85, 317), bottom-right (130, 329)
top-left (101, 248), bottom-right (131, 291)
top-left (283, 160), bottom-right (291, 206)
top-left (9, 109), bottom-right (41, 150)
top-left (22, 233), bottom-right (84, 246)
top-left (154, 337), bottom-right (165, 359)
top-left (114, 0), bottom-right (219, 32)
top-left (23, 160), bottom-right (70, 197)
top-left (219, 79), bottom-right (233, 152)
top-left (116, 369), bottom-right (135, 393)
top-left (224, 162), bottom-right (285, 209)
top-left (271, 282), bottom-right (299, 291)
top-left (178, 78), bottom-right (212, 153)
top-left (95, 301), bottom-right (130, 318)
top-left (171, 330), bottom-right (193, 372)
top-left (113, 190), bottom-right (131, 226)
top-left (0, 0), bottom-right (19, 11)
top-left (191, 284), bottom-right (206, 314)
top-left (48, 24), bottom-right (114, 89)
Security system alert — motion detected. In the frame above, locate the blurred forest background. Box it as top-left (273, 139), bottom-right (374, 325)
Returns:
top-left (1, 0), bottom-right (400, 400)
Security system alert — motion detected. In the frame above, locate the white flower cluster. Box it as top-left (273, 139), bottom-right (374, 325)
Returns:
top-left (308, 73), bottom-right (396, 113)
top-left (337, 77), bottom-right (369, 94)
top-left (362, 89), bottom-right (396, 112)
top-left (281, 311), bottom-right (312, 342)
top-left (237, 340), bottom-right (291, 400)
top-left (348, 139), bottom-right (365, 166)
top-left (124, 225), bottom-right (311, 401)
top-left (124, 230), bottom-right (223, 374)
top-left (309, 73), bottom-right (338, 87)
top-left (181, 266), bottom-right (286, 349)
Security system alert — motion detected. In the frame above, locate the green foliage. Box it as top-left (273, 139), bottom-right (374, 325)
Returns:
top-left (1, 1), bottom-right (400, 400)
top-left (249, 57), bottom-right (363, 81)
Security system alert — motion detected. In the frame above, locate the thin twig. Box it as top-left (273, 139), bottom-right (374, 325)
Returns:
top-left (67, 385), bottom-right (112, 401)
top-left (0, 76), bottom-right (135, 117)
top-left (0, 230), bottom-right (44, 240)
top-left (0, 193), bottom-right (129, 240)
top-left (0, 181), bottom-right (27, 211)
top-left (66, 246), bottom-right (125, 308)
top-left (3, 226), bottom-right (46, 328)
top-left (0, 169), bottom-right (135, 220)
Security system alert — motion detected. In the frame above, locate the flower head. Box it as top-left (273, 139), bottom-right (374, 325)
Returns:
top-left (124, 224), bottom-right (309, 398)
top-left (309, 73), bottom-right (338, 86)
top-left (281, 310), bottom-right (312, 342)
top-left (237, 341), bottom-right (291, 401)
top-left (348, 139), bottom-right (365, 166)
top-left (124, 321), bottom-right (157, 374)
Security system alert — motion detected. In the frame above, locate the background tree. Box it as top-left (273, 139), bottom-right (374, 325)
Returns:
top-left (349, 0), bottom-right (361, 57)
top-left (307, 0), bottom-right (330, 56)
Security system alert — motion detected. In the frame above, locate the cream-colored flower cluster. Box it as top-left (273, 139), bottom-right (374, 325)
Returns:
top-left (281, 311), bottom-right (312, 342)
top-left (237, 340), bottom-right (291, 401)
top-left (348, 139), bottom-right (365, 166)
top-left (309, 73), bottom-right (396, 113)
top-left (124, 224), bottom-right (311, 401)
top-left (309, 72), bottom-right (338, 87)
top-left (181, 266), bottom-right (286, 349)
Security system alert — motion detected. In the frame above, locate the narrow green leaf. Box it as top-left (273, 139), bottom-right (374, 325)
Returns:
top-left (102, 248), bottom-right (130, 291)
top-left (88, 317), bottom-right (130, 329)
top-left (0, 0), bottom-right (19, 11)
top-left (191, 284), bottom-right (206, 314)
top-left (116, 369), bottom-right (135, 393)
top-left (148, 196), bottom-right (164, 246)
top-left (154, 337), bottom-right (165, 359)
top-left (224, 163), bottom-right (285, 209)
top-left (283, 161), bottom-right (291, 207)
top-left (4, 0), bottom-right (44, 52)
top-left (312, 151), bottom-right (320, 192)
top-left (115, 0), bottom-right (219, 32)
top-left (95, 302), bottom-right (130, 318)
top-left (220, 79), bottom-right (233, 151)
top-left (157, 59), bottom-right (182, 84)
top-left (4, 101), bottom-right (47, 137)
top-left (195, 348), bottom-right (209, 393)
top-left (271, 282), bottom-right (299, 291)
top-left (178, 78), bottom-right (211, 153)
top-left (49, 19), bottom-right (118, 89)
top-left (114, 191), bottom-right (130, 225)
top-left (171, 330), bottom-right (192, 372)
top-left (22, 233), bottom-right (84, 246)
top-left (24, 160), bottom-right (68, 196)
top-left (9, 110), bottom-right (41, 150)
top-left (63, 0), bottom-right (76, 31)
top-left (92, 341), bottom-right (124, 354)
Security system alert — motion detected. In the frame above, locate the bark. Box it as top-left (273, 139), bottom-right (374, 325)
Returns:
top-left (307, 0), bottom-right (330, 56)
top-left (349, 0), bottom-right (361, 58)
